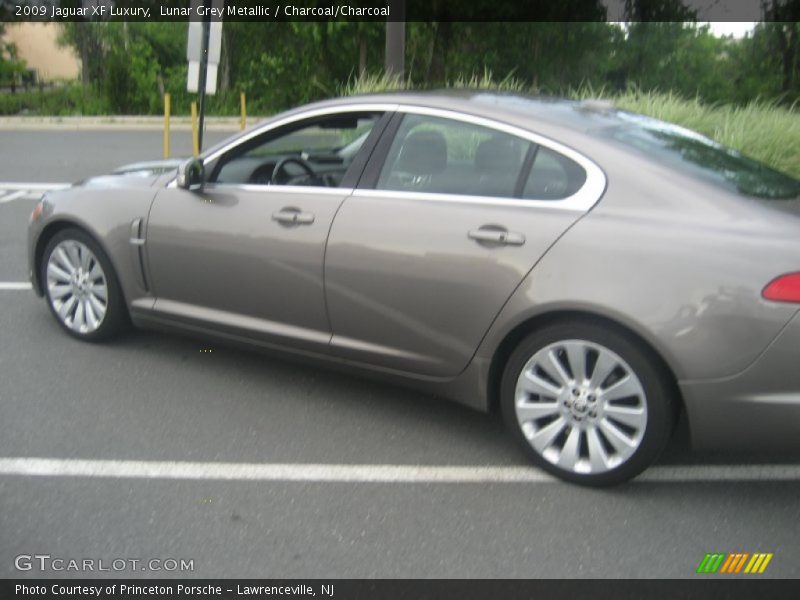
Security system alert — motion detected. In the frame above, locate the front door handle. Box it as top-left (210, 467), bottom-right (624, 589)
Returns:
top-left (468, 227), bottom-right (525, 246)
top-left (272, 207), bottom-right (315, 226)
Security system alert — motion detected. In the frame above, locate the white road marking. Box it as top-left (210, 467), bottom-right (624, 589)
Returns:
top-left (0, 458), bottom-right (798, 484)
top-left (0, 182), bottom-right (69, 203)
top-left (0, 190), bottom-right (27, 203)
top-left (0, 282), bottom-right (32, 290)
top-left (0, 182), bottom-right (70, 190)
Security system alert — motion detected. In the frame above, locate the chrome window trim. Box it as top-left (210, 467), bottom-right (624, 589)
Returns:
top-left (197, 101), bottom-right (606, 211)
top-left (204, 183), bottom-right (354, 196)
top-left (349, 188), bottom-right (585, 212)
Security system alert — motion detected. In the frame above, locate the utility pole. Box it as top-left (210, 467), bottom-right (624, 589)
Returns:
top-left (187, 0), bottom-right (222, 153)
top-left (197, 3), bottom-right (211, 153)
top-left (385, 0), bottom-right (406, 78)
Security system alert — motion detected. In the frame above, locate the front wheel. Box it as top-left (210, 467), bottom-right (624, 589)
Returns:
top-left (41, 228), bottom-right (128, 341)
top-left (500, 320), bottom-right (676, 486)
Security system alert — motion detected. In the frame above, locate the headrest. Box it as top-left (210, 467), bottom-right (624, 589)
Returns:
top-left (475, 138), bottom-right (520, 174)
top-left (395, 130), bottom-right (448, 176)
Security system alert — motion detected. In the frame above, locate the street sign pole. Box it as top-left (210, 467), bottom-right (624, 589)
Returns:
top-left (197, 5), bottom-right (211, 153)
top-left (187, 0), bottom-right (222, 153)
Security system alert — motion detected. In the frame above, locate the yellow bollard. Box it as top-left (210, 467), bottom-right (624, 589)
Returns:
top-left (240, 92), bottom-right (246, 131)
top-left (163, 93), bottom-right (171, 159)
top-left (191, 101), bottom-right (199, 157)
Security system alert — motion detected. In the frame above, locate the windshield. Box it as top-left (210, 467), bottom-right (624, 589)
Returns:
top-left (602, 112), bottom-right (800, 200)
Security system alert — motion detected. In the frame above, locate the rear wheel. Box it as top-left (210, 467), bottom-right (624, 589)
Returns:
top-left (41, 228), bottom-right (128, 341)
top-left (500, 320), bottom-right (675, 486)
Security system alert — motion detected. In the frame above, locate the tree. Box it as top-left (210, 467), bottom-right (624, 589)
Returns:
top-left (0, 24), bottom-right (27, 90)
top-left (762, 0), bottom-right (800, 97)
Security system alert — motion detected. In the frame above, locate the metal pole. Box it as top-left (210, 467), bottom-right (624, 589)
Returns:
top-left (384, 0), bottom-right (406, 78)
top-left (162, 93), bottom-right (171, 159)
top-left (191, 101), bottom-right (199, 156)
top-left (197, 3), bottom-right (211, 153)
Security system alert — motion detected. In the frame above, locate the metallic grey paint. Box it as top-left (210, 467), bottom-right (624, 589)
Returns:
top-left (28, 91), bottom-right (800, 454)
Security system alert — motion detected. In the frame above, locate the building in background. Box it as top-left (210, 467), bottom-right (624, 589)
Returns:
top-left (3, 23), bottom-right (80, 82)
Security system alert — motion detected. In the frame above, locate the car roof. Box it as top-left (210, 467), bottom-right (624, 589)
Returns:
top-left (304, 90), bottom-right (628, 139)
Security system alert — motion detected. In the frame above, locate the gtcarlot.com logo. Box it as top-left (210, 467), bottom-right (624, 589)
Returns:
top-left (14, 554), bottom-right (194, 573)
top-left (696, 552), bottom-right (773, 574)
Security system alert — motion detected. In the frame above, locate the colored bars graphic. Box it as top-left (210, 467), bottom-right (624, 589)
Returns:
top-left (696, 552), bottom-right (773, 574)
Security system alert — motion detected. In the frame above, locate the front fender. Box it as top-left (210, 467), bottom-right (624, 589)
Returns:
top-left (28, 185), bottom-right (159, 306)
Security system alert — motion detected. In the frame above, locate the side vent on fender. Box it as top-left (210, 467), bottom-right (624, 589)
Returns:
top-left (129, 218), bottom-right (150, 292)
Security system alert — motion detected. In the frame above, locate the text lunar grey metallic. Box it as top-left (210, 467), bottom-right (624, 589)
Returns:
top-left (27, 92), bottom-right (800, 485)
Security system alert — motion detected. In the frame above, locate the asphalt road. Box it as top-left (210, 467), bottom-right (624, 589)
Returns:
top-left (1, 128), bottom-right (800, 580)
top-left (0, 127), bottom-right (235, 183)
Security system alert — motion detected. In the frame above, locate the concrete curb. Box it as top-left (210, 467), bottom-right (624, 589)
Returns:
top-left (0, 115), bottom-right (266, 131)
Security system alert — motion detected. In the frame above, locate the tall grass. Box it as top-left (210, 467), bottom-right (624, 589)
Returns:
top-left (449, 68), bottom-right (527, 92)
top-left (338, 71), bottom-right (408, 96)
top-left (571, 86), bottom-right (800, 179)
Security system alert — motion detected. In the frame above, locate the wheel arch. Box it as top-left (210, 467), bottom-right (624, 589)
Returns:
top-left (486, 309), bottom-right (686, 426)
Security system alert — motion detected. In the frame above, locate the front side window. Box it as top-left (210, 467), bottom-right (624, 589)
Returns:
top-left (212, 112), bottom-right (381, 187)
top-left (377, 114), bottom-right (530, 199)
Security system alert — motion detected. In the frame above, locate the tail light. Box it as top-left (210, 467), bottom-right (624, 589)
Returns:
top-left (762, 273), bottom-right (800, 303)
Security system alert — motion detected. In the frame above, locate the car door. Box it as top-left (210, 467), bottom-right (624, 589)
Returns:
top-left (144, 109), bottom-right (388, 352)
top-left (324, 108), bottom-right (606, 377)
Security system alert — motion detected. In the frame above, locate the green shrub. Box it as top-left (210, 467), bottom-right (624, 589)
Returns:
top-left (0, 83), bottom-right (109, 115)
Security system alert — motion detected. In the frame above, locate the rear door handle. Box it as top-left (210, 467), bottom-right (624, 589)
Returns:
top-left (468, 228), bottom-right (525, 246)
top-left (272, 207), bottom-right (315, 226)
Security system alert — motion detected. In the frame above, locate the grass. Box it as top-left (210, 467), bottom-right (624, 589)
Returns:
top-left (571, 86), bottom-right (800, 179)
top-left (338, 71), bottom-right (408, 96)
top-left (338, 73), bottom-right (800, 179)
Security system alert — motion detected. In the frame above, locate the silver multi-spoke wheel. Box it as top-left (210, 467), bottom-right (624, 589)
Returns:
top-left (514, 339), bottom-right (648, 476)
top-left (46, 240), bottom-right (109, 335)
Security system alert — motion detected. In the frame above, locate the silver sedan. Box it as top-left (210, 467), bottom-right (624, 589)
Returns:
top-left (27, 91), bottom-right (800, 485)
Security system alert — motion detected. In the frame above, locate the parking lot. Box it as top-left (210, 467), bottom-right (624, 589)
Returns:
top-left (2, 125), bottom-right (800, 579)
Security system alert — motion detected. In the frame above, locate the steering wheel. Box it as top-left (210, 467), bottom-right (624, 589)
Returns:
top-left (271, 156), bottom-right (316, 185)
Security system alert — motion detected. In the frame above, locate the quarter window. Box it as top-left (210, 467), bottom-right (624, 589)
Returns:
top-left (522, 147), bottom-right (587, 200)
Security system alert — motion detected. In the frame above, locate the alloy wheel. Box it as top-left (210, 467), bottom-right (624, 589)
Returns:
top-left (45, 239), bottom-right (109, 335)
top-left (514, 339), bottom-right (648, 475)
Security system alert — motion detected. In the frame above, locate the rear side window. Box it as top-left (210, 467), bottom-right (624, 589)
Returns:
top-left (605, 114), bottom-right (800, 200)
top-left (522, 147), bottom-right (587, 200)
top-left (377, 114), bottom-right (530, 199)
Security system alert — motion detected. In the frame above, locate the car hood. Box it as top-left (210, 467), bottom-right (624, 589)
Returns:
top-left (73, 158), bottom-right (184, 188)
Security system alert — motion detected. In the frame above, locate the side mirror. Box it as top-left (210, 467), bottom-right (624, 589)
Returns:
top-left (176, 158), bottom-right (205, 191)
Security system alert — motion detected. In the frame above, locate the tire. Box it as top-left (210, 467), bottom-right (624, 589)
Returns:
top-left (500, 319), bottom-right (676, 486)
top-left (41, 227), bottom-right (129, 342)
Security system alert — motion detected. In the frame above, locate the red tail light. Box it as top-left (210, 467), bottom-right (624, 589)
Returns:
top-left (762, 273), bottom-right (800, 303)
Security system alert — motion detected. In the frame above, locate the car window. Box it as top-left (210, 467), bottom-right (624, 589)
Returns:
top-left (377, 114), bottom-right (531, 198)
top-left (212, 112), bottom-right (381, 187)
top-left (522, 146), bottom-right (587, 200)
top-left (603, 113), bottom-right (800, 200)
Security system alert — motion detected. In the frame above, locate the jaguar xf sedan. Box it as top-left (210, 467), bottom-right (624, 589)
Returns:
top-left (27, 91), bottom-right (800, 485)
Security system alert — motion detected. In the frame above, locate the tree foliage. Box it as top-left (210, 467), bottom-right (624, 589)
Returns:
top-left (0, 23), bottom-right (27, 88)
top-left (42, 8), bottom-right (800, 115)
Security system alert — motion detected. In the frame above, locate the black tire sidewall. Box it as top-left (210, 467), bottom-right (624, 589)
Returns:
top-left (500, 320), bottom-right (675, 486)
top-left (41, 228), bottom-right (127, 342)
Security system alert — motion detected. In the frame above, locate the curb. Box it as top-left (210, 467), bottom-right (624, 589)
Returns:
top-left (0, 115), bottom-right (266, 131)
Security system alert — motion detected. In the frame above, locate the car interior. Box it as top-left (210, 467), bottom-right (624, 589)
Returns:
top-left (211, 112), bottom-right (380, 188)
